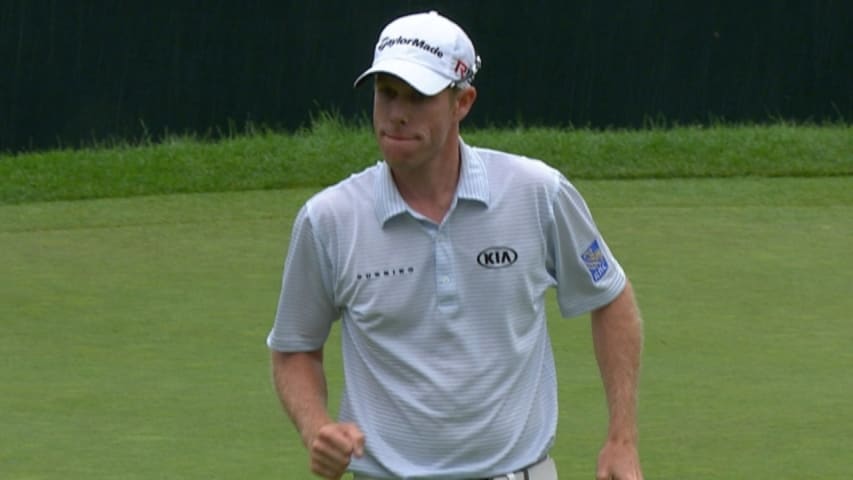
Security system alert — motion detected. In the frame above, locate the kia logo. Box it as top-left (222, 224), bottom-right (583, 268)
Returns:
top-left (476, 247), bottom-right (518, 269)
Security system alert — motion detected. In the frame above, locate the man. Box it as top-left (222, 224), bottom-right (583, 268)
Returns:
top-left (268, 10), bottom-right (644, 480)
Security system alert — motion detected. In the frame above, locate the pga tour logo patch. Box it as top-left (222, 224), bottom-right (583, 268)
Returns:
top-left (581, 239), bottom-right (609, 282)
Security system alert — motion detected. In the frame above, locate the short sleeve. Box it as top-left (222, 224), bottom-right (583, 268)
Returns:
top-left (546, 173), bottom-right (626, 318)
top-left (266, 204), bottom-right (339, 352)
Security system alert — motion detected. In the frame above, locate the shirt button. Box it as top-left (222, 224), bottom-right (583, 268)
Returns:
top-left (439, 276), bottom-right (451, 284)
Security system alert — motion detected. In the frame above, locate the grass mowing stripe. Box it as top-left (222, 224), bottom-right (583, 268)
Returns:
top-left (0, 189), bottom-right (317, 234)
top-left (2, 198), bottom-right (312, 478)
top-left (2, 177), bottom-right (850, 234)
top-left (2, 178), bottom-right (851, 478)
top-left (592, 204), bottom-right (852, 478)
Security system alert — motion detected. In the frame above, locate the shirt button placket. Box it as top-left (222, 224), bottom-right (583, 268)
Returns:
top-left (435, 228), bottom-right (456, 310)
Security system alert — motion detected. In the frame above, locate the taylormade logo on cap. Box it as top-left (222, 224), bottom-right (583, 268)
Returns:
top-left (377, 37), bottom-right (444, 58)
top-left (354, 11), bottom-right (481, 96)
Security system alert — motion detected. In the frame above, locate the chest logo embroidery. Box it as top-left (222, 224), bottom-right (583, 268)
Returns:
top-left (476, 247), bottom-right (518, 269)
top-left (356, 266), bottom-right (415, 281)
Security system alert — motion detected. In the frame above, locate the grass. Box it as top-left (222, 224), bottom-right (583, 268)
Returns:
top-left (1, 118), bottom-right (850, 205)
top-left (2, 176), bottom-right (851, 478)
top-left (2, 123), bottom-right (852, 477)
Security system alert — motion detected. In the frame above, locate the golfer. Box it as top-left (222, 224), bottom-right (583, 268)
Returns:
top-left (268, 11), bottom-right (644, 480)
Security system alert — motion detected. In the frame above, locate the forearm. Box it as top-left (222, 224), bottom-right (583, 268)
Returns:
top-left (271, 349), bottom-right (334, 447)
top-left (591, 281), bottom-right (643, 444)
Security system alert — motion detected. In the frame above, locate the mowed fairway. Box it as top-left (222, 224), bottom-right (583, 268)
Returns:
top-left (2, 177), bottom-right (851, 478)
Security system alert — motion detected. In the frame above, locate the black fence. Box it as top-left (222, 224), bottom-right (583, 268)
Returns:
top-left (2, 0), bottom-right (850, 152)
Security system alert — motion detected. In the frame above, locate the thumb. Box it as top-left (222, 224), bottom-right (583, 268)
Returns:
top-left (595, 459), bottom-right (610, 480)
top-left (343, 423), bottom-right (366, 457)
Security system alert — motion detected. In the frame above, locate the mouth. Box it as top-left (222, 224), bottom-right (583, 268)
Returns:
top-left (381, 130), bottom-right (417, 142)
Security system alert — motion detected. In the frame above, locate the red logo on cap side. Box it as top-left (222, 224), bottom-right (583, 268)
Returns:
top-left (454, 60), bottom-right (469, 79)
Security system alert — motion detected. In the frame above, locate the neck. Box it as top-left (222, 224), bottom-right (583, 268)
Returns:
top-left (391, 136), bottom-right (461, 224)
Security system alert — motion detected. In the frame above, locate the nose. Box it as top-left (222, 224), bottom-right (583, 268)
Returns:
top-left (388, 98), bottom-right (408, 125)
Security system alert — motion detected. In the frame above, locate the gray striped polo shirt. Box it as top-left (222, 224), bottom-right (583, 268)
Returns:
top-left (267, 138), bottom-right (626, 479)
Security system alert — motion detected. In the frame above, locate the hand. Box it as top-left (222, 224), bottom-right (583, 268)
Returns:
top-left (596, 439), bottom-right (643, 480)
top-left (307, 422), bottom-right (365, 480)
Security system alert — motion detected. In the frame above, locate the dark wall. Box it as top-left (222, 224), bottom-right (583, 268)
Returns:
top-left (2, 0), bottom-right (850, 152)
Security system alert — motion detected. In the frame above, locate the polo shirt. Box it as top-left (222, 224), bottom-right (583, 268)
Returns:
top-left (267, 138), bottom-right (626, 479)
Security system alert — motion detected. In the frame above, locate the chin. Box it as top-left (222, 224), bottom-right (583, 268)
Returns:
top-left (384, 151), bottom-right (428, 172)
top-left (380, 140), bottom-right (418, 164)
top-left (382, 152), bottom-right (411, 168)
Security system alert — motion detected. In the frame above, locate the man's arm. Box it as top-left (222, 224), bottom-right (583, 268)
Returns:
top-left (591, 280), bottom-right (644, 480)
top-left (271, 350), bottom-right (364, 479)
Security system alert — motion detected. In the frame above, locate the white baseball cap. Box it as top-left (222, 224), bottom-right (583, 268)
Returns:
top-left (354, 11), bottom-right (481, 95)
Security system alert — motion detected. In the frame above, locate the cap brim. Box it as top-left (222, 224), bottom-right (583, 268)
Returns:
top-left (353, 59), bottom-right (452, 96)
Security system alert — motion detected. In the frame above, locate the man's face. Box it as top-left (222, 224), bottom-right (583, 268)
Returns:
top-left (372, 74), bottom-right (470, 170)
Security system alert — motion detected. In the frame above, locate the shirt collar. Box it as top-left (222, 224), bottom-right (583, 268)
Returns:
top-left (374, 137), bottom-right (490, 225)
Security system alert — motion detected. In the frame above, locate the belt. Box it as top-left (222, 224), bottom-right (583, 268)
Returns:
top-left (480, 456), bottom-right (554, 480)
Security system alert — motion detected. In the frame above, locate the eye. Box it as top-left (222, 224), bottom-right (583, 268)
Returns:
top-left (408, 90), bottom-right (428, 103)
top-left (377, 85), bottom-right (397, 100)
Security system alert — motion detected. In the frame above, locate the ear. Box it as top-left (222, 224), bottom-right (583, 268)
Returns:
top-left (453, 86), bottom-right (477, 122)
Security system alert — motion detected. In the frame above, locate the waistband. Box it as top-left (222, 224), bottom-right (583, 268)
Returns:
top-left (481, 456), bottom-right (555, 480)
top-left (353, 455), bottom-right (556, 480)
